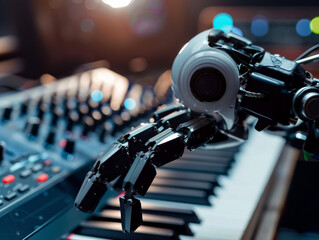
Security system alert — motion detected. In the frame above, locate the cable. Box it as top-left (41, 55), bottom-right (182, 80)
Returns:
top-left (239, 88), bottom-right (265, 98)
top-left (295, 44), bottom-right (319, 61)
top-left (295, 54), bottom-right (319, 64)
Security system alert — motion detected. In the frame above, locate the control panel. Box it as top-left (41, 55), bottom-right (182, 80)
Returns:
top-left (0, 68), bottom-right (172, 239)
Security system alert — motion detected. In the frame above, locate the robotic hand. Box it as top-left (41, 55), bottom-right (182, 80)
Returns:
top-left (74, 29), bottom-right (319, 233)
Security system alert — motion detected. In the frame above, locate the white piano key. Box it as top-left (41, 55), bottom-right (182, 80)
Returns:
top-left (66, 233), bottom-right (111, 240)
top-left (185, 131), bottom-right (285, 240)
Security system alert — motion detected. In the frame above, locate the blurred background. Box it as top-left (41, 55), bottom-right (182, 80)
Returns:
top-left (1, 0), bottom-right (319, 79)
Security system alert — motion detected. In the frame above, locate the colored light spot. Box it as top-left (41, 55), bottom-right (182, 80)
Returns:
top-left (43, 159), bottom-right (52, 166)
top-left (90, 90), bottom-right (103, 102)
top-left (117, 191), bottom-right (125, 198)
top-left (251, 16), bottom-right (269, 37)
top-left (67, 233), bottom-right (74, 240)
top-left (231, 26), bottom-right (243, 36)
top-left (303, 149), bottom-right (313, 161)
top-left (124, 98), bottom-right (136, 110)
top-left (129, 57), bottom-right (148, 72)
top-left (128, 0), bottom-right (166, 37)
top-left (310, 16), bottom-right (319, 34)
top-left (59, 139), bottom-right (67, 148)
top-left (296, 19), bottom-right (311, 37)
top-left (213, 13), bottom-right (233, 33)
top-left (80, 19), bottom-right (95, 33)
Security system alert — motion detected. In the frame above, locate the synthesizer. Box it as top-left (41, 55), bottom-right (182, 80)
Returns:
top-left (0, 68), bottom-right (172, 240)
top-left (0, 67), bottom-right (288, 240)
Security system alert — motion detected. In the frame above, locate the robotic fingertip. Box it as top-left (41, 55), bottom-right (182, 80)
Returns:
top-left (120, 196), bottom-right (143, 233)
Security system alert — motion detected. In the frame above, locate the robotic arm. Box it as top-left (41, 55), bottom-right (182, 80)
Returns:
top-left (75, 29), bottom-right (319, 233)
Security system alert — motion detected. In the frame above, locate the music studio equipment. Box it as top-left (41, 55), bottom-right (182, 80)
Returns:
top-left (1, 2), bottom-right (319, 239)
top-left (0, 65), bottom-right (288, 240)
top-left (0, 67), bottom-right (172, 239)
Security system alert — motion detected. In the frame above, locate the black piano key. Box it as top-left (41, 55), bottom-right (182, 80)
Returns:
top-left (144, 186), bottom-right (210, 205)
top-left (184, 149), bottom-right (235, 156)
top-left (156, 169), bottom-right (219, 183)
top-left (76, 221), bottom-right (179, 240)
top-left (162, 160), bottom-right (229, 175)
top-left (91, 209), bottom-right (193, 236)
top-left (180, 154), bottom-right (234, 164)
top-left (186, 148), bottom-right (234, 155)
top-left (183, 148), bottom-right (239, 158)
top-left (152, 178), bottom-right (214, 193)
top-left (105, 199), bottom-right (200, 223)
top-left (176, 159), bottom-right (232, 169)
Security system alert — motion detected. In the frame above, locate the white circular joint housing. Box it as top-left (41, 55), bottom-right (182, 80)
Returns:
top-left (171, 29), bottom-right (240, 130)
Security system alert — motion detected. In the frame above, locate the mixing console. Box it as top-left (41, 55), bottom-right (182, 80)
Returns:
top-left (0, 68), bottom-right (172, 239)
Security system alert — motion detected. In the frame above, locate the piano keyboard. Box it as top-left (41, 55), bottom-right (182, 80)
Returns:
top-left (62, 130), bottom-right (285, 240)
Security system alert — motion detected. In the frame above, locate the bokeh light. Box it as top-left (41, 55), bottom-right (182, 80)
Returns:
top-left (91, 90), bottom-right (103, 102)
top-left (296, 19), bottom-right (311, 37)
top-left (231, 26), bottom-right (243, 36)
top-left (124, 98), bottom-right (136, 110)
top-left (80, 19), bottom-right (95, 33)
top-left (251, 15), bottom-right (269, 37)
top-left (101, 0), bottom-right (132, 8)
top-left (213, 13), bottom-right (233, 33)
top-left (128, 0), bottom-right (167, 37)
top-left (128, 57), bottom-right (148, 72)
top-left (310, 16), bottom-right (319, 34)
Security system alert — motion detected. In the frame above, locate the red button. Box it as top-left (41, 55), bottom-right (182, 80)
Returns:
top-left (59, 139), bottom-right (67, 148)
top-left (37, 173), bottom-right (49, 182)
top-left (2, 174), bottom-right (15, 184)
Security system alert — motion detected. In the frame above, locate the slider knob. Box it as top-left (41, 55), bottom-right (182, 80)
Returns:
top-left (25, 117), bottom-right (41, 137)
top-left (2, 107), bottom-right (13, 121)
top-left (21, 100), bottom-right (29, 115)
top-left (38, 103), bottom-right (48, 120)
top-left (99, 121), bottom-right (114, 142)
top-left (82, 116), bottom-right (94, 137)
top-left (51, 107), bottom-right (64, 126)
top-left (0, 141), bottom-right (5, 163)
top-left (45, 131), bottom-right (55, 147)
top-left (65, 98), bottom-right (77, 117)
top-left (67, 111), bottom-right (79, 131)
top-left (50, 93), bottom-right (59, 110)
top-left (79, 103), bottom-right (89, 118)
top-left (64, 138), bottom-right (75, 155)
